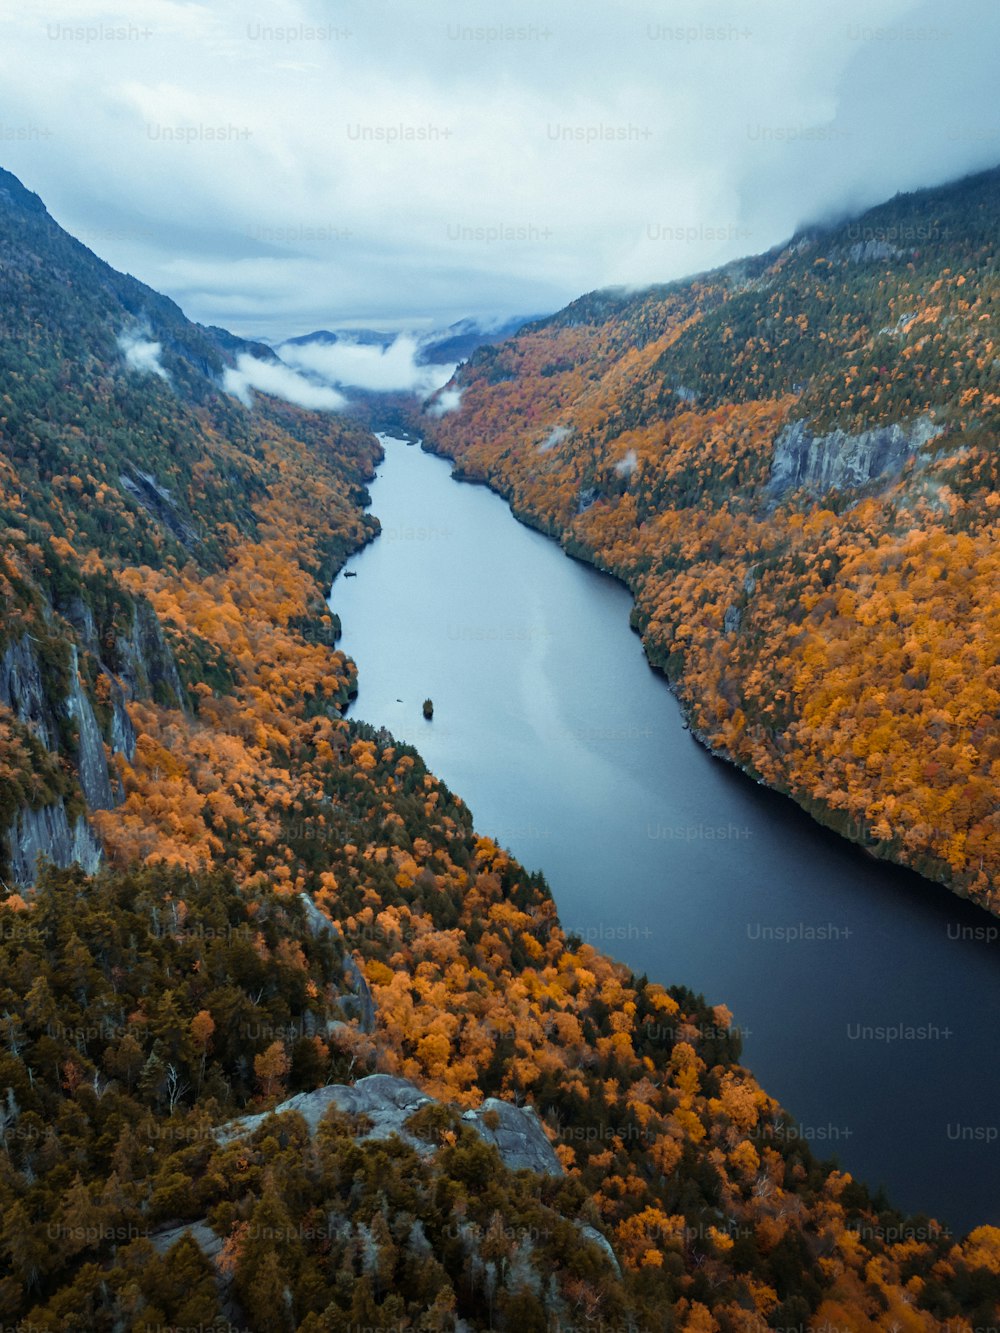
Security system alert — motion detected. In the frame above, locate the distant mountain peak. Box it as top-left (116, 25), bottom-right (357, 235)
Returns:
top-left (0, 165), bottom-right (48, 216)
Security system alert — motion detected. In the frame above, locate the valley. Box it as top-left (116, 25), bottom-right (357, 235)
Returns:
top-left (2, 160), bottom-right (1000, 1330)
top-left (420, 166), bottom-right (1000, 916)
top-left (333, 434), bottom-right (1000, 1235)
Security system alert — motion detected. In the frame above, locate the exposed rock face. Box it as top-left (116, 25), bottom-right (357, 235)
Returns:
top-left (217, 1073), bottom-right (564, 1176)
top-left (1, 636), bottom-right (111, 883)
top-left (576, 1222), bottom-right (623, 1278)
top-left (218, 1074), bottom-right (432, 1146)
top-left (150, 1221), bottom-right (223, 1260)
top-left (156, 1074), bottom-right (618, 1307)
top-left (846, 239), bottom-right (904, 264)
top-left (58, 600), bottom-right (136, 770)
top-left (0, 636), bottom-right (56, 750)
top-left (8, 803), bottom-right (102, 886)
top-left (767, 414), bottom-right (940, 499)
top-left (298, 892), bottom-right (376, 1033)
top-left (59, 596), bottom-right (136, 764)
top-left (576, 486), bottom-right (599, 514)
top-left (1, 637), bottom-right (115, 797)
top-left (1, 596), bottom-right (184, 885)
top-left (65, 647), bottom-right (114, 811)
top-left (115, 599), bottom-right (187, 711)
top-left (61, 595), bottom-right (100, 657)
top-left (119, 466), bottom-right (200, 552)
top-left (460, 1098), bottom-right (563, 1176)
top-left (107, 672), bottom-right (137, 764)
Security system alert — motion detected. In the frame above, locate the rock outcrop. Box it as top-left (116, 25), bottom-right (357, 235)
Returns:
top-left (150, 1220), bottom-right (223, 1261)
top-left (152, 1075), bottom-right (612, 1323)
top-left (298, 892), bottom-right (376, 1033)
top-left (0, 635), bottom-right (57, 750)
top-left (767, 413), bottom-right (941, 499)
top-left (845, 239), bottom-right (905, 264)
top-left (7, 802), bottom-right (102, 886)
top-left (1, 594), bottom-right (188, 884)
top-left (60, 598), bottom-right (137, 765)
top-left (119, 465), bottom-right (200, 553)
top-left (65, 647), bottom-right (114, 811)
top-left (216, 1073), bottom-right (564, 1176)
top-left (1, 635), bottom-right (106, 885)
top-left (577, 1222), bottom-right (624, 1278)
top-left (107, 672), bottom-right (137, 765)
top-left (114, 598), bottom-right (187, 712)
top-left (459, 1097), bottom-right (563, 1176)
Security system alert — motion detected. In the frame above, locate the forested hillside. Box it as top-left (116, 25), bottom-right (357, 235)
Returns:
top-left (2, 165), bottom-right (1000, 1330)
top-left (421, 165), bottom-right (1000, 913)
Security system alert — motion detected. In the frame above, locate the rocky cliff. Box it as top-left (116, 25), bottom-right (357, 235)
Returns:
top-left (0, 596), bottom-right (184, 885)
top-left (766, 413), bottom-right (942, 499)
top-left (6, 802), bottom-right (102, 886)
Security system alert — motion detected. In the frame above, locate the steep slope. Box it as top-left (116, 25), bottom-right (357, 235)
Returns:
top-left (0, 165), bottom-right (377, 887)
top-left (421, 164), bottom-right (1000, 913)
top-left (2, 167), bottom-right (1000, 1330)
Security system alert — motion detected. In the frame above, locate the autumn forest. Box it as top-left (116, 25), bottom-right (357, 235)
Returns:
top-left (421, 166), bottom-right (1000, 912)
top-left (2, 156), bottom-right (1000, 1333)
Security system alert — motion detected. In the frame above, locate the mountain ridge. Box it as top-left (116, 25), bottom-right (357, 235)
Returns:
top-left (420, 159), bottom-right (1000, 914)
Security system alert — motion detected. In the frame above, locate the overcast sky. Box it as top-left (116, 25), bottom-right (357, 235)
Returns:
top-left (1, 0), bottom-right (998, 340)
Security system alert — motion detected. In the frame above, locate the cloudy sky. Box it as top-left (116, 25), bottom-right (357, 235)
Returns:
top-left (1, 0), bottom-right (997, 341)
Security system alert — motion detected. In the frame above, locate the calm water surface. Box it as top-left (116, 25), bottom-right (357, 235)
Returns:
top-left (331, 435), bottom-right (1000, 1235)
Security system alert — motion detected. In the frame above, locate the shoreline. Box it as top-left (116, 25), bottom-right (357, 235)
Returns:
top-left (418, 433), bottom-right (978, 919)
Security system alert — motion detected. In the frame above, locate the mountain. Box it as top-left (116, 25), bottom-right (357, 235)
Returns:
top-left (280, 314), bottom-right (538, 369)
top-left (0, 165), bottom-right (379, 889)
top-left (420, 163), bottom-right (1000, 916)
top-left (417, 315), bottom-right (539, 366)
top-left (281, 326), bottom-right (391, 349)
top-left (2, 165), bottom-right (1000, 1330)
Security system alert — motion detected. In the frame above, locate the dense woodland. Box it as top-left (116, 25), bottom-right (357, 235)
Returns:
top-left (2, 166), bottom-right (1000, 1328)
top-left (422, 165), bottom-right (1000, 912)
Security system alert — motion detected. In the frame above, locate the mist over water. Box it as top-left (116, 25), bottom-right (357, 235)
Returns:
top-left (331, 436), bottom-right (1000, 1236)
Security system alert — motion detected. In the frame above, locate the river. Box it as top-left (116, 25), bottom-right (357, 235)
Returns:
top-left (330, 434), bottom-right (999, 1236)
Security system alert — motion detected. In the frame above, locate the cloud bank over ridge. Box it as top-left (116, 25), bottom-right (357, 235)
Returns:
top-left (2, 0), bottom-right (996, 334)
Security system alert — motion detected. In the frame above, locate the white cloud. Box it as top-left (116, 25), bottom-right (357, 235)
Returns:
top-left (1, 0), bottom-right (997, 333)
top-left (539, 425), bottom-right (571, 453)
top-left (425, 386), bottom-right (463, 418)
top-left (279, 334), bottom-right (456, 394)
top-left (118, 330), bottom-right (169, 379)
top-left (222, 353), bottom-right (347, 410)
